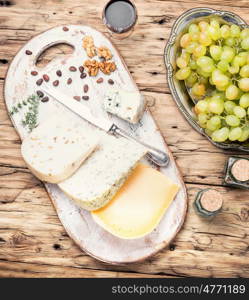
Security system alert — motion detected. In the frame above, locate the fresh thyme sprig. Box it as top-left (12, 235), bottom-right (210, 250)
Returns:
top-left (10, 94), bottom-right (40, 132)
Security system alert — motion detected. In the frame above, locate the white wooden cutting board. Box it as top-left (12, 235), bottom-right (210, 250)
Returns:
top-left (4, 25), bottom-right (187, 264)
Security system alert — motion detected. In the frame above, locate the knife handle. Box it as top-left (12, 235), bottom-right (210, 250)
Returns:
top-left (109, 124), bottom-right (169, 167)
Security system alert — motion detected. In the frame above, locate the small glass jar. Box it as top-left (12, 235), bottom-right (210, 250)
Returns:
top-left (224, 156), bottom-right (249, 189)
top-left (194, 189), bottom-right (223, 218)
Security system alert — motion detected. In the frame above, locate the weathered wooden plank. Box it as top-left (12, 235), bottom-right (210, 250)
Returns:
top-left (0, 260), bottom-right (172, 278)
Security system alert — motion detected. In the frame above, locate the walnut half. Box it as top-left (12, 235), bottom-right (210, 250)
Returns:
top-left (97, 46), bottom-right (113, 61)
top-left (99, 61), bottom-right (116, 75)
top-left (83, 36), bottom-right (96, 58)
top-left (84, 59), bottom-right (99, 76)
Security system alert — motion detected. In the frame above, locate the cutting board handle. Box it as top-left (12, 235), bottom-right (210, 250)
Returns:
top-left (23, 26), bottom-right (83, 69)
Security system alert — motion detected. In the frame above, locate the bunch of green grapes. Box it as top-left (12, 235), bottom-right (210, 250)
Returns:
top-left (175, 18), bottom-right (249, 143)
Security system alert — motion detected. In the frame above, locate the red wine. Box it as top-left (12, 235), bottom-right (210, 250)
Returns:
top-left (104, 0), bottom-right (137, 34)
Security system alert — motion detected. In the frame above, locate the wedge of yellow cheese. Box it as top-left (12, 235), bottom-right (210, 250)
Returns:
top-left (92, 163), bottom-right (179, 239)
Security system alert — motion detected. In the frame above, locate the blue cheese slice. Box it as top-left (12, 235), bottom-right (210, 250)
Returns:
top-left (58, 132), bottom-right (147, 211)
top-left (21, 115), bottom-right (99, 184)
top-left (103, 89), bottom-right (145, 124)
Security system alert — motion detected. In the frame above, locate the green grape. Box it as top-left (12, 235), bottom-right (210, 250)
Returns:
top-left (207, 119), bottom-right (219, 131)
top-left (189, 59), bottom-right (197, 70)
top-left (196, 56), bottom-right (214, 67)
top-left (193, 45), bottom-right (206, 58)
top-left (205, 128), bottom-right (214, 137)
top-left (198, 21), bottom-right (209, 32)
top-left (181, 52), bottom-right (190, 62)
top-left (192, 83), bottom-right (206, 97)
top-left (185, 72), bottom-right (198, 87)
top-left (199, 32), bottom-right (212, 46)
top-left (190, 32), bottom-right (199, 42)
top-left (207, 116), bottom-right (221, 131)
top-left (196, 67), bottom-right (211, 78)
top-left (239, 93), bottom-right (249, 108)
top-left (180, 33), bottom-right (192, 48)
top-left (238, 78), bottom-right (249, 92)
top-left (224, 37), bottom-right (235, 47)
top-left (225, 84), bottom-right (239, 100)
top-left (230, 24), bottom-right (240, 37)
top-left (198, 113), bottom-right (208, 127)
top-left (224, 101), bottom-right (236, 114)
top-left (186, 42), bottom-right (199, 53)
top-left (217, 60), bottom-right (229, 72)
top-left (196, 67), bottom-right (206, 77)
top-left (175, 67), bottom-right (191, 80)
top-left (220, 24), bottom-right (230, 39)
top-left (234, 105), bottom-right (246, 118)
top-left (240, 65), bottom-right (249, 77)
top-left (208, 97), bottom-right (224, 114)
top-left (241, 37), bottom-right (249, 50)
top-left (225, 115), bottom-right (240, 126)
top-left (176, 57), bottom-right (188, 68)
top-left (189, 23), bottom-right (200, 34)
top-left (212, 127), bottom-right (229, 142)
top-left (205, 63), bottom-right (215, 74)
top-left (220, 46), bottom-right (235, 62)
top-left (241, 28), bottom-right (249, 39)
top-left (210, 19), bottom-right (220, 29)
top-left (195, 100), bottom-right (208, 113)
top-left (210, 45), bottom-right (222, 61)
top-left (238, 127), bottom-right (249, 142)
top-left (229, 127), bottom-right (242, 141)
top-left (212, 69), bottom-right (229, 88)
top-left (208, 26), bottom-right (221, 41)
top-left (235, 52), bottom-right (248, 66)
top-left (228, 64), bottom-right (239, 74)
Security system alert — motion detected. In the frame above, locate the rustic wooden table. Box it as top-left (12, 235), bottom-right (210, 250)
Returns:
top-left (0, 0), bottom-right (248, 278)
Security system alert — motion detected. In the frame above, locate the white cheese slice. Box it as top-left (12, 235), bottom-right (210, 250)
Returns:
top-left (103, 89), bottom-right (145, 123)
top-left (21, 115), bottom-right (99, 183)
top-left (59, 132), bottom-right (147, 211)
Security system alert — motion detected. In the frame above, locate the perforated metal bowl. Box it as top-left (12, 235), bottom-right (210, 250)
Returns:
top-left (164, 7), bottom-right (249, 152)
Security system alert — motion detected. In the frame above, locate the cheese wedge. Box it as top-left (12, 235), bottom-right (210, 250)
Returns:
top-left (92, 163), bottom-right (179, 239)
top-left (103, 89), bottom-right (145, 124)
top-left (59, 133), bottom-right (147, 211)
top-left (21, 115), bottom-right (99, 183)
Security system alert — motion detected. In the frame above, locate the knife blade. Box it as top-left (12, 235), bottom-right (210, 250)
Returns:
top-left (42, 86), bottom-right (169, 167)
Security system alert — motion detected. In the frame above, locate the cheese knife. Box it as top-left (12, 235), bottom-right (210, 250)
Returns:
top-left (42, 87), bottom-right (169, 167)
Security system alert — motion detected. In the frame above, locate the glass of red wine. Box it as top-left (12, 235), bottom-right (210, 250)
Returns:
top-left (102, 0), bottom-right (138, 39)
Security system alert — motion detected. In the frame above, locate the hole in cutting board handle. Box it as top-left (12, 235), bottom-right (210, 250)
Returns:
top-left (35, 43), bottom-right (74, 69)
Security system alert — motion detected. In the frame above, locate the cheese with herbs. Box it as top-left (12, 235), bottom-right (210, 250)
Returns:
top-left (21, 115), bottom-right (99, 183)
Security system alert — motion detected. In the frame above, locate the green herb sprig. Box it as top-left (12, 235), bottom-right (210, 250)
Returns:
top-left (10, 94), bottom-right (40, 132)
